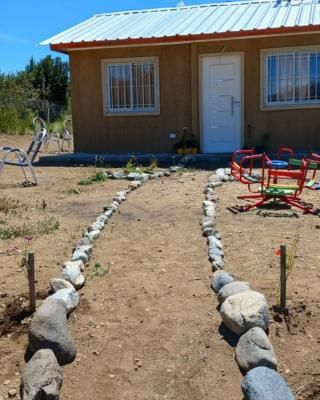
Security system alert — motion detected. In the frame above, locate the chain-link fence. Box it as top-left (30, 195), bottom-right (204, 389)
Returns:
top-left (0, 97), bottom-right (70, 134)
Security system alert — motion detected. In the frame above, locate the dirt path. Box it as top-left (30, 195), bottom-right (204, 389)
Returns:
top-left (61, 172), bottom-right (242, 400)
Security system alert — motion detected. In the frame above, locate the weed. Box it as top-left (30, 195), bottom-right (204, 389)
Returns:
top-left (149, 155), bottom-right (158, 170)
top-left (37, 216), bottom-right (60, 235)
top-left (143, 156), bottom-right (158, 173)
top-left (125, 155), bottom-right (139, 174)
top-left (78, 170), bottom-right (108, 186)
top-left (0, 224), bottom-right (33, 240)
top-left (0, 197), bottom-right (22, 214)
top-left (0, 218), bottom-right (6, 225)
top-left (87, 262), bottom-right (110, 280)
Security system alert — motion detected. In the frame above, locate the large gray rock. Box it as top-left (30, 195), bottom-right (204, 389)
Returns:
top-left (96, 214), bottom-right (109, 224)
top-left (220, 291), bottom-right (269, 335)
top-left (218, 281), bottom-right (250, 304)
top-left (76, 244), bottom-right (93, 256)
top-left (129, 181), bottom-right (142, 190)
top-left (88, 221), bottom-right (103, 232)
top-left (236, 327), bottom-right (277, 371)
top-left (127, 172), bottom-right (142, 181)
top-left (208, 174), bottom-right (223, 183)
top-left (50, 278), bottom-right (74, 293)
top-left (29, 298), bottom-right (76, 365)
top-left (74, 236), bottom-right (91, 248)
top-left (49, 288), bottom-right (79, 314)
top-left (71, 249), bottom-right (89, 265)
top-left (21, 349), bottom-right (62, 400)
top-left (211, 271), bottom-right (234, 293)
top-left (211, 257), bottom-right (225, 271)
top-left (63, 259), bottom-right (85, 273)
top-left (85, 230), bottom-right (100, 242)
top-left (216, 168), bottom-right (225, 177)
top-left (208, 245), bottom-right (224, 261)
top-left (208, 235), bottom-right (222, 250)
top-left (241, 367), bottom-right (294, 400)
top-left (111, 171), bottom-right (126, 180)
top-left (60, 263), bottom-right (85, 289)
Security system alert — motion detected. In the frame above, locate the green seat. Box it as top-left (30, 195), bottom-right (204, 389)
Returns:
top-left (306, 180), bottom-right (315, 187)
top-left (289, 159), bottom-right (317, 169)
top-left (260, 187), bottom-right (296, 196)
top-left (243, 173), bottom-right (258, 182)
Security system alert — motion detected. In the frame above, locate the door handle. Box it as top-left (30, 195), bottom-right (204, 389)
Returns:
top-left (230, 97), bottom-right (240, 116)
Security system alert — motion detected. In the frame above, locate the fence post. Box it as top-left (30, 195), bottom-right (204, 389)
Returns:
top-left (28, 252), bottom-right (36, 313)
top-left (280, 245), bottom-right (287, 310)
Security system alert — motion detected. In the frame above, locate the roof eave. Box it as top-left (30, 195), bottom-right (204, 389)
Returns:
top-left (50, 25), bottom-right (320, 53)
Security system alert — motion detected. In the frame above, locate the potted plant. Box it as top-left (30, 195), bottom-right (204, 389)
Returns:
top-left (175, 128), bottom-right (200, 155)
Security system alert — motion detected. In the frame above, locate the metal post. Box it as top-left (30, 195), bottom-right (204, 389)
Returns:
top-left (280, 245), bottom-right (287, 309)
top-left (28, 252), bottom-right (36, 313)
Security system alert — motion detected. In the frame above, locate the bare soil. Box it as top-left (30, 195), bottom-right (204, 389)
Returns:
top-left (0, 134), bottom-right (319, 400)
top-left (216, 182), bottom-right (320, 400)
top-left (0, 135), bottom-right (127, 397)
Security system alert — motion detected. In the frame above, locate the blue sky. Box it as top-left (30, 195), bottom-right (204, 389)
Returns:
top-left (0, 0), bottom-right (215, 74)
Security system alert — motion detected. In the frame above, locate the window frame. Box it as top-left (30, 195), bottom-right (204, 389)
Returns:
top-left (260, 46), bottom-right (320, 111)
top-left (101, 57), bottom-right (160, 116)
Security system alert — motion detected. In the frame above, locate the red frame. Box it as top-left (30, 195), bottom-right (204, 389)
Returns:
top-left (234, 153), bottom-right (315, 213)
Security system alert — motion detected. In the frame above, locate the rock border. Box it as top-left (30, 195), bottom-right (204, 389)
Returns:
top-left (20, 165), bottom-right (181, 399)
top-left (202, 168), bottom-right (295, 399)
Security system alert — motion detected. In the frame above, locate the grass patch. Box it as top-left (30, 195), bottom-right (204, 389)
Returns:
top-left (78, 170), bottom-right (108, 186)
top-left (37, 216), bottom-right (60, 235)
top-left (87, 262), bottom-right (110, 280)
top-left (0, 224), bottom-right (33, 240)
top-left (0, 197), bottom-right (25, 214)
top-left (0, 216), bottom-right (60, 240)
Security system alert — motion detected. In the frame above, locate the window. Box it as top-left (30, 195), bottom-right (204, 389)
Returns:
top-left (103, 58), bottom-right (159, 114)
top-left (263, 49), bottom-right (320, 108)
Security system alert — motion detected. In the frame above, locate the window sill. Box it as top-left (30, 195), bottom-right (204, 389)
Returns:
top-left (104, 110), bottom-right (160, 117)
top-left (261, 104), bottom-right (320, 111)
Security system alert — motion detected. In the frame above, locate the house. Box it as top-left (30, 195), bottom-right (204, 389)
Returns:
top-left (42, 0), bottom-right (320, 154)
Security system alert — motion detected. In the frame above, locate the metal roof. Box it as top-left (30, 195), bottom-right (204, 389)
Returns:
top-left (41, 0), bottom-right (320, 49)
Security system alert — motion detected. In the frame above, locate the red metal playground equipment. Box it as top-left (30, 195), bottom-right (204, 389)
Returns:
top-left (231, 148), bottom-right (320, 214)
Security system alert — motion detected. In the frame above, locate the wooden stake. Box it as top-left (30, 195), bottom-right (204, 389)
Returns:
top-left (280, 245), bottom-right (287, 310)
top-left (28, 252), bottom-right (36, 313)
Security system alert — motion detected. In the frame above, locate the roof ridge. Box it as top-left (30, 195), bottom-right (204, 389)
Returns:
top-left (94, 0), bottom-right (279, 18)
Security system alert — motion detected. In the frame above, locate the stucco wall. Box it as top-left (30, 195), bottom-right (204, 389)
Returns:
top-left (69, 33), bottom-right (320, 153)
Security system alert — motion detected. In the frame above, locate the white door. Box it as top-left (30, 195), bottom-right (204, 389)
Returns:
top-left (201, 54), bottom-right (242, 153)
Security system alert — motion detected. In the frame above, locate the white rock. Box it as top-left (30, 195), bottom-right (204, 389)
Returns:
top-left (75, 245), bottom-right (93, 256)
top-left (60, 264), bottom-right (85, 290)
top-left (236, 327), bottom-right (278, 371)
top-left (86, 230), bottom-right (100, 241)
top-left (49, 288), bottom-right (79, 314)
top-left (71, 250), bottom-right (89, 265)
top-left (220, 290), bottom-right (270, 335)
top-left (216, 168), bottom-right (225, 176)
top-left (63, 260), bottom-right (85, 272)
top-left (208, 174), bottom-right (223, 183)
top-left (208, 235), bottom-right (223, 250)
top-left (217, 281), bottom-right (250, 304)
top-left (50, 278), bottom-right (75, 293)
top-left (88, 221), bottom-right (103, 232)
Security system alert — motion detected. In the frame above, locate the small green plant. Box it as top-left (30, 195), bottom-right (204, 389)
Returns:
top-left (125, 155), bottom-right (139, 174)
top-left (78, 170), bottom-right (108, 186)
top-left (87, 262), bottom-right (110, 280)
top-left (0, 218), bottom-right (6, 225)
top-left (0, 224), bottom-right (34, 240)
top-left (37, 216), bottom-right (60, 235)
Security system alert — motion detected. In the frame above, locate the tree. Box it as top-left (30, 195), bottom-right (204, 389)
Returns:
top-left (26, 56), bottom-right (70, 105)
